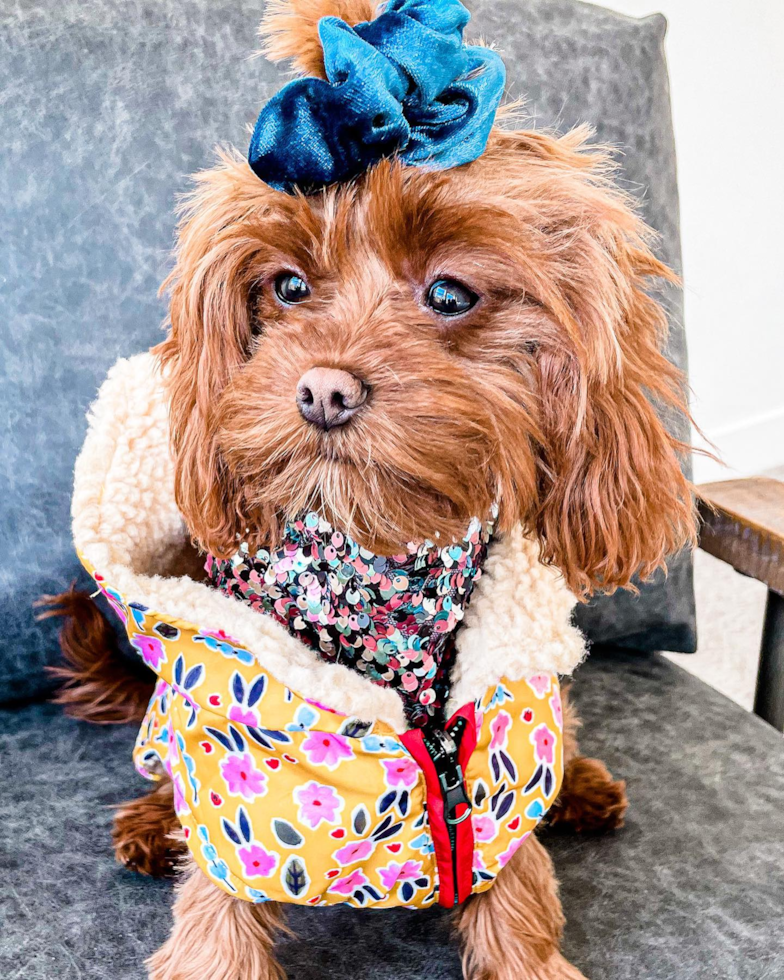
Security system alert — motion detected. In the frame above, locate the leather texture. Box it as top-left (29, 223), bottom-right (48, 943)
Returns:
top-left (3, 649), bottom-right (782, 979)
top-left (249, 0), bottom-right (505, 191)
top-left (0, 0), bottom-right (695, 704)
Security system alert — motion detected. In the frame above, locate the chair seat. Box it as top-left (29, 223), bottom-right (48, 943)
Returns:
top-left (2, 649), bottom-right (782, 980)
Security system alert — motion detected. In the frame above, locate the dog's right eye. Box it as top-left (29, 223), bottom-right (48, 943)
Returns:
top-left (425, 278), bottom-right (478, 317)
top-left (274, 272), bottom-right (310, 305)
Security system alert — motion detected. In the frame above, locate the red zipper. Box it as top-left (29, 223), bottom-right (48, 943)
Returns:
top-left (401, 703), bottom-right (477, 907)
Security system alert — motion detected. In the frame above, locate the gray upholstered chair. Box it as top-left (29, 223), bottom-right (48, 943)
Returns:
top-left (1, 1), bottom-right (782, 977)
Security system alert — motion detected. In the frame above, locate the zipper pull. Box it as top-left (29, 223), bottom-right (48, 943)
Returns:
top-left (428, 726), bottom-right (471, 825)
top-left (429, 728), bottom-right (457, 758)
top-left (439, 766), bottom-right (471, 825)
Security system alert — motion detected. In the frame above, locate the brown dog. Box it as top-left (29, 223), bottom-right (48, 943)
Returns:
top-left (48, 1), bottom-right (695, 977)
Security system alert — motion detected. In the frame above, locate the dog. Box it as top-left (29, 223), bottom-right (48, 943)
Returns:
top-left (48, 1), bottom-right (696, 977)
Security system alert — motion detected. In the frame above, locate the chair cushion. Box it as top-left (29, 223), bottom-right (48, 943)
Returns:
top-left (2, 649), bottom-right (781, 979)
top-left (0, 0), bottom-right (694, 704)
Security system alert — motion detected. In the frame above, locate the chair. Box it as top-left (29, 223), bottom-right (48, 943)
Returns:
top-left (2, 1), bottom-right (782, 976)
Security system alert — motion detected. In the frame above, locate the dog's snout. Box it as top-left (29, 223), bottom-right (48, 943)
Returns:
top-left (296, 367), bottom-right (368, 431)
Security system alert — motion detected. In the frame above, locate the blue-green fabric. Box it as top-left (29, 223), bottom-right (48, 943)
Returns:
top-left (248, 0), bottom-right (505, 192)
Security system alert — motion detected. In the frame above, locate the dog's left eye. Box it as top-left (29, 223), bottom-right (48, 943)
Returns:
top-left (274, 272), bottom-right (310, 304)
top-left (425, 278), bottom-right (478, 316)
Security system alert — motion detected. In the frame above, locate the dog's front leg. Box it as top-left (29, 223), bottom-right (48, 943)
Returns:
top-left (147, 856), bottom-right (289, 980)
top-left (454, 833), bottom-right (586, 980)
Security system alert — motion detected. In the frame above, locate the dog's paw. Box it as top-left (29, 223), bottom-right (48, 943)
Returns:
top-left (549, 756), bottom-right (628, 834)
top-left (113, 800), bottom-right (183, 877)
top-left (114, 832), bottom-right (179, 877)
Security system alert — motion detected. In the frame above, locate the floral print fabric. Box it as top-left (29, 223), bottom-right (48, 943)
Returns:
top-left (206, 513), bottom-right (492, 728)
top-left (79, 554), bottom-right (563, 909)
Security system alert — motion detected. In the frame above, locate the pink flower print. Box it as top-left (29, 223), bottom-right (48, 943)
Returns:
top-left (301, 732), bottom-right (354, 770)
top-left (549, 690), bottom-right (563, 731)
top-left (294, 781), bottom-right (343, 829)
top-left (378, 860), bottom-right (423, 891)
top-left (329, 869), bottom-right (368, 896)
top-left (381, 757), bottom-right (419, 789)
top-left (132, 633), bottom-right (166, 670)
top-left (527, 674), bottom-right (552, 699)
top-left (531, 724), bottom-right (556, 765)
top-left (472, 814), bottom-right (497, 843)
top-left (498, 831), bottom-right (531, 869)
top-left (106, 596), bottom-right (128, 625)
top-left (165, 722), bottom-right (178, 773)
top-left (220, 753), bottom-right (268, 800)
top-left (489, 711), bottom-right (511, 750)
top-left (172, 773), bottom-right (189, 816)
top-left (334, 839), bottom-right (374, 866)
top-left (238, 843), bottom-right (278, 879)
top-left (228, 705), bottom-right (260, 726)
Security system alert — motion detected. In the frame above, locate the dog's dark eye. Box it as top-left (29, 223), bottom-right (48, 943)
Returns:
top-left (426, 278), bottom-right (478, 316)
top-left (274, 272), bottom-right (310, 304)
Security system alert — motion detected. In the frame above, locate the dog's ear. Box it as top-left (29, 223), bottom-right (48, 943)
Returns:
top-left (534, 296), bottom-right (696, 599)
top-left (259, 0), bottom-right (379, 78)
top-left (499, 130), bottom-right (697, 597)
top-left (155, 154), bottom-right (276, 557)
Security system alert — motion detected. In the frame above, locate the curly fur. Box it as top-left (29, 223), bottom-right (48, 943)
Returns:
top-left (551, 685), bottom-right (628, 834)
top-left (113, 779), bottom-right (186, 877)
top-left (146, 855), bottom-right (289, 980)
top-left (39, 588), bottom-right (153, 724)
top-left (455, 834), bottom-right (586, 980)
top-left (259, 0), bottom-right (379, 77)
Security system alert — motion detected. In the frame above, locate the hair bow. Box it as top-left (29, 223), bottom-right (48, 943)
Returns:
top-left (248, 0), bottom-right (506, 192)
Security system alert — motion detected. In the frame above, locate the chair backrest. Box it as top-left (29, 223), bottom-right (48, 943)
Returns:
top-left (0, 0), bottom-right (695, 703)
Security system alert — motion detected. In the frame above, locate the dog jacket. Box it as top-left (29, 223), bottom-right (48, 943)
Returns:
top-left (73, 353), bottom-right (586, 909)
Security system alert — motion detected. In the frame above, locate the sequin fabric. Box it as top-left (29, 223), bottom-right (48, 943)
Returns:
top-left (206, 513), bottom-right (492, 727)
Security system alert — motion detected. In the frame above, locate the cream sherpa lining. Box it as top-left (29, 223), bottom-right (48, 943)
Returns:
top-left (72, 353), bottom-right (585, 733)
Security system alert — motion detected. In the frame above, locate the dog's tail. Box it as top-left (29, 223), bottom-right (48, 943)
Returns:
top-left (38, 588), bottom-right (153, 724)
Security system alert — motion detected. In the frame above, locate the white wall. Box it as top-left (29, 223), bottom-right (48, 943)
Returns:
top-left (606, 0), bottom-right (784, 483)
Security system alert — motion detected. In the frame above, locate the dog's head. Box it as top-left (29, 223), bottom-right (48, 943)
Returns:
top-left (157, 0), bottom-right (695, 597)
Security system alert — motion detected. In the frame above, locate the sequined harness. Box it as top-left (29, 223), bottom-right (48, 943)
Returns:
top-left (207, 514), bottom-right (492, 728)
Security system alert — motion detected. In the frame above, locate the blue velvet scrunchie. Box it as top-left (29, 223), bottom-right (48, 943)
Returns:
top-left (248, 0), bottom-right (506, 192)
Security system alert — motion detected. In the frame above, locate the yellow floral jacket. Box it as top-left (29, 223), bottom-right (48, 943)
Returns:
top-left (73, 354), bottom-right (586, 910)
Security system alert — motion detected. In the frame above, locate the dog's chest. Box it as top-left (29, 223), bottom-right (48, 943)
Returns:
top-left (206, 514), bottom-right (492, 727)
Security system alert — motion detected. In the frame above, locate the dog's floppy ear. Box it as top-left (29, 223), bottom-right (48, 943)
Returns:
top-left (155, 153), bottom-right (277, 557)
top-left (507, 131), bottom-right (697, 597)
top-left (259, 0), bottom-right (380, 78)
top-left (534, 293), bottom-right (696, 599)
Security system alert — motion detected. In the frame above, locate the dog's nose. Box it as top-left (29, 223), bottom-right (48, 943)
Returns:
top-left (296, 367), bottom-right (368, 430)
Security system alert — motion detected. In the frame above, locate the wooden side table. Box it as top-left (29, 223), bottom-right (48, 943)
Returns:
top-left (698, 477), bottom-right (784, 730)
